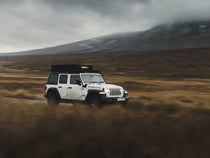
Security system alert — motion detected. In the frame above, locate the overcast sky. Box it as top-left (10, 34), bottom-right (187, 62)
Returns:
top-left (0, 0), bottom-right (210, 53)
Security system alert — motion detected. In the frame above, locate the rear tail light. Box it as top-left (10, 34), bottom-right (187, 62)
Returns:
top-left (44, 85), bottom-right (47, 90)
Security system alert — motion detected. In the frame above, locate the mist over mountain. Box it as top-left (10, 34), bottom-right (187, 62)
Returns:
top-left (1, 20), bottom-right (210, 56)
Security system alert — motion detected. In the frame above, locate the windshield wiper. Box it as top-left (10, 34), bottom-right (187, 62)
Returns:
top-left (90, 81), bottom-right (104, 83)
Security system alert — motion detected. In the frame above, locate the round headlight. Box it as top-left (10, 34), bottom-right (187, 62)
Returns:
top-left (105, 88), bottom-right (110, 94)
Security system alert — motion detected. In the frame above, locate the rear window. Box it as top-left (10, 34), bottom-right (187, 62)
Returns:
top-left (59, 75), bottom-right (68, 84)
top-left (47, 74), bottom-right (58, 85)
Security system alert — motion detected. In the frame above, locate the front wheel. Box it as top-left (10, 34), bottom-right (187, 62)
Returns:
top-left (88, 95), bottom-right (102, 108)
top-left (47, 92), bottom-right (60, 106)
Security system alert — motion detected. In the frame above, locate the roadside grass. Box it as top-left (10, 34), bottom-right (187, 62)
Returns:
top-left (0, 97), bottom-right (210, 158)
top-left (1, 71), bottom-right (210, 109)
top-left (0, 89), bottom-right (41, 100)
top-left (0, 70), bottom-right (209, 158)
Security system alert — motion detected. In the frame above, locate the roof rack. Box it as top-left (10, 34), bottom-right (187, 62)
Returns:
top-left (51, 64), bottom-right (100, 73)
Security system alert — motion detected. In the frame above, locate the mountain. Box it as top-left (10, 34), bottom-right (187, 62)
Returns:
top-left (1, 20), bottom-right (210, 56)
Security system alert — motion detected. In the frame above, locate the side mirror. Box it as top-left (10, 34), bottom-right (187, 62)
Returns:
top-left (83, 84), bottom-right (87, 88)
top-left (76, 80), bottom-right (81, 85)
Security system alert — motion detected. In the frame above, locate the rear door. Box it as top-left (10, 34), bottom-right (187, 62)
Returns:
top-left (57, 74), bottom-right (69, 99)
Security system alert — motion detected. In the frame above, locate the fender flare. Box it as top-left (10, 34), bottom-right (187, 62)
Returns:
top-left (85, 90), bottom-right (102, 101)
top-left (46, 88), bottom-right (61, 99)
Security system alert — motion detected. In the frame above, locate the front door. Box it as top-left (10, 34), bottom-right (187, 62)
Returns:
top-left (69, 74), bottom-right (84, 100)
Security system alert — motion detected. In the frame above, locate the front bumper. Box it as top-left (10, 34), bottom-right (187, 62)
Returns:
top-left (100, 93), bottom-right (130, 103)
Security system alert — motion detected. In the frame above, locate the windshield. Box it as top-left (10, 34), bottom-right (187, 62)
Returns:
top-left (81, 74), bottom-right (105, 83)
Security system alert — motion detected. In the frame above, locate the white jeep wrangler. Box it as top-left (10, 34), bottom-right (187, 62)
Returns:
top-left (44, 64), bottom-right (129, 108)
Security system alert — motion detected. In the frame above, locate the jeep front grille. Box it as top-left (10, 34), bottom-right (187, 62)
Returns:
top-left (109, 88), bottom-right (121, 96)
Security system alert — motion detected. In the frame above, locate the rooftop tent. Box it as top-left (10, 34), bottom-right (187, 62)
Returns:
top-left (51, 64), bottom-right (95, 73)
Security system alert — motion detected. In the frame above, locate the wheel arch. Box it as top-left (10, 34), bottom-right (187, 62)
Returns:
top-left (46, 88), bottom-right (61, 99)
top-left (85, 90), bottom-right (101, 102)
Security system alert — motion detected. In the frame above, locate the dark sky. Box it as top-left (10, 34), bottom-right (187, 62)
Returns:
top-left (0, 0), bottom-right (210, 53)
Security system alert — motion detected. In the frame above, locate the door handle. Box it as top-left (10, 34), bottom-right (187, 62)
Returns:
top-left (58, 86), bottom-right (62, 88)
top-left (68, 87), bottom-right (72, 89)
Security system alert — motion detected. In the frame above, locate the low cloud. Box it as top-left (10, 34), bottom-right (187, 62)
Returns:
top-left (0, 0), bottom-right (210, 53)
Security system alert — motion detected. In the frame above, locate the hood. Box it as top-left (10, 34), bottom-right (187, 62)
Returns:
top-left (87, 83), bottom-right (123, 90)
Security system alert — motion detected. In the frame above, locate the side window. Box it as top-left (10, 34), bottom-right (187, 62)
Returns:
top-left (70, 75), bottom-right (80, 84)
top-left (59, 75), bottom-right (68, 84)
top-left (47, 74), bottom-right (58, 85)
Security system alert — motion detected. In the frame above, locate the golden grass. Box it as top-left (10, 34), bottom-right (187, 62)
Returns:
top-left (0, 97), bottom-right (210, 158)
top-left (0, 89), bottom-right (42, 100)
top-left (1, 49), bottom-right (210, 157)
top-left (1, 71), bottom-right (210, 157)
top-left (0, 81), bottom-right (210, 158)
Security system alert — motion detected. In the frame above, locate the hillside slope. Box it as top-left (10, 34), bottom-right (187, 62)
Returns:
top-left (1, 20), bottom-right (210, 56)
top-left (2, 48), bottom-right (210, 78)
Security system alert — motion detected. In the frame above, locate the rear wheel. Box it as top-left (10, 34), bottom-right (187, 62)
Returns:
top-left (88, 94), bottom-right (102, 108)
top-left (47, 92), bottom-right (60, 106)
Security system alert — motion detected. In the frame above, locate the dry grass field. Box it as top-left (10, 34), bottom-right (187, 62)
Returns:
top-left (1, 48), bottom-right (210, 158)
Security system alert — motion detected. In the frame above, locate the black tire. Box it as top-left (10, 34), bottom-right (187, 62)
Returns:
top-left (88, 94), bottom-right (102, 108)
top-left (47, 92), bottom-right (60, 106)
